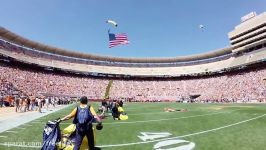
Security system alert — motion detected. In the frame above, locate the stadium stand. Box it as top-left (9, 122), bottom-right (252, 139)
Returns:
top-left (0, 63), bottom-right (108, 99)
top-left (109, 66), bottom-right (265, 102)
top-left (0, 56), bottom-right (265, 103)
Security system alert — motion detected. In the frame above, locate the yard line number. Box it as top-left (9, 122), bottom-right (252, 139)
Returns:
top-left (138, 132), bottom-right (195, 150)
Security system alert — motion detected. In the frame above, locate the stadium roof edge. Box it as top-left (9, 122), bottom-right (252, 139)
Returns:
top-left (0, 26), bottom-right (233, 63)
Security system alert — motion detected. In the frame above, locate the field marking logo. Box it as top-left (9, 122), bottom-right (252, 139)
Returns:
top-left (154, 139), bottom-right (195, 150)
top-left (138, 132), bottom-right (195, 150)
top-left (138, 132), bottom-right (172, 141)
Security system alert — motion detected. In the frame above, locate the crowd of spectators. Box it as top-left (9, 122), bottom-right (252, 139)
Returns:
top-left (0, 64), bottom-right (108, 99)
top-left (1, 76), bottom-right (77, 112)
top-left (0, 63), bottom-right (107, 112)
top-left (109, 68), bottom-right (266, 103)
top-left (0, 78), bottom-right (24, 107)
top-left (13, 96), bottom-right (73, 113)
top-left (0, 62), bottom-right (265, 104)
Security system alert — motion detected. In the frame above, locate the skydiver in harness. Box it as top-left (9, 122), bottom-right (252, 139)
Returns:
top-left (60, 96), bottom-right (102, 150)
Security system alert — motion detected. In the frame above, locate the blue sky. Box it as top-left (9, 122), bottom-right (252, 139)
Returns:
top-left (0, 0), bottom-right (265, 57)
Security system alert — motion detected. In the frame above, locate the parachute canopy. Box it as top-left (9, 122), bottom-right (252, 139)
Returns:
top-left (106, 20), bottom-right (118, 27)
top-left (199, 24), bottom-right (205, 32)
top-left (199, 24), bottom-right (204, 29)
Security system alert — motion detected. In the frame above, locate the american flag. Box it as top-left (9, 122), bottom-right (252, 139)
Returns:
top-left (109, 33), bottom-right (129, 48)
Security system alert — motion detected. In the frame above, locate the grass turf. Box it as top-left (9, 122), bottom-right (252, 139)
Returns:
top-left (0, 102), bottom-right (266, 150)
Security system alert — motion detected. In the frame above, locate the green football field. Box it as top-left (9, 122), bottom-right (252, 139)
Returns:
top-left (0, 102), bottom-right (266, 150)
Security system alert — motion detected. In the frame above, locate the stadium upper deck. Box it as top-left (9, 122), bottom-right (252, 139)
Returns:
top-left (0, 12), bottom-right (265, 77)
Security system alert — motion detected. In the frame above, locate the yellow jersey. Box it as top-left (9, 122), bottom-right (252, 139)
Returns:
top-left (69, 104), bottom-right (97, 118)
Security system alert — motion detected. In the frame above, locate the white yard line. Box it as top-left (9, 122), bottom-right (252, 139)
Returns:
top-left (67, 110), bottom-right (238, 125)
top-left (30, 121), bottom-right (42, 123)
top-left (102, 111), bottom-right (230, 125)
top-left (16, 127), bottom-right (26, 130)
top-left (4, 131), bottom-right (18, 133)
top-left (22, 124), bottom-right (33, 127)
top-left (27, 110), bottom-right (229, 125)
top-left (128, 109), bottom-right (201, 116)
top-left (24, 109), bottom-right (242, 125)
